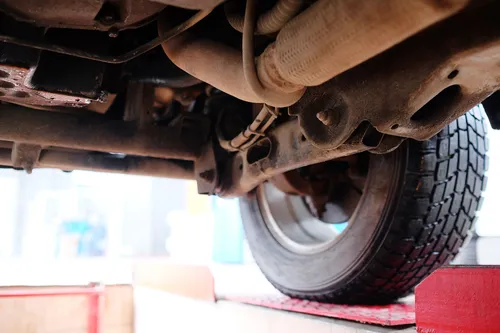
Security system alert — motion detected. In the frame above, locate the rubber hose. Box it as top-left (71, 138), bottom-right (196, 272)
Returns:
top-left (225, 0), bottom-right (304, 35)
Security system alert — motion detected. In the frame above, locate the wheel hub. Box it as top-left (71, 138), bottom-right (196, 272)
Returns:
top-left (258, 155), bottom-right (369, 254)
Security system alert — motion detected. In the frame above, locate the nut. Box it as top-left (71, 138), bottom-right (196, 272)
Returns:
top-left (316, 110), bottom-right (335, 126)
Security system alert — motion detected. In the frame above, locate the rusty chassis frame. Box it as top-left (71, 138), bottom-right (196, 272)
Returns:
top-left (217, 120), bottom-right (402, 197)
top-left (0, 101), bottom-right (398, 197)
top-left (0, 104), bottom-right (203, 179)
top-left (0, 98), bottom-right (399, 196)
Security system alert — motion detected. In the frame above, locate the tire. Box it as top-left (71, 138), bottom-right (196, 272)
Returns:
top-left (239, 106), bottom-right (488, 304)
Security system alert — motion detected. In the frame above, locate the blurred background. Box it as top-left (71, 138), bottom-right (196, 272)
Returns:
top-left (0, 124), bottom-right (498, 288)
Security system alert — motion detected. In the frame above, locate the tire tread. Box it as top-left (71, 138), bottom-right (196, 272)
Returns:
top-left (281, 106), bottom-right (488, 303)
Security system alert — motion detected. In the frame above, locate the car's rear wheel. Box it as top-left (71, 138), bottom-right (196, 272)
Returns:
top-left (239, 106), bottom-right (488, 304)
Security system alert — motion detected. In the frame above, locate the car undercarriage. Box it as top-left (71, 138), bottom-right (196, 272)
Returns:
top-left (0, 0), bottom-right (497, 303)
top-left (0, 0), bottom-right (495, 195)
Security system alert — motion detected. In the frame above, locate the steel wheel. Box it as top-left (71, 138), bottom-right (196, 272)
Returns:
top-left (255, 157), bottom-right (367, 255)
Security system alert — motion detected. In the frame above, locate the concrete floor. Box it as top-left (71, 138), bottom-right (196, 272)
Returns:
top-left (134, 287), bottom-right (416, 333)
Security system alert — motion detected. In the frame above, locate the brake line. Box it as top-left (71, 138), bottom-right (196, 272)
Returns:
top-left (242, 0), bottom-right (289, 107)
top-left (219, 105), bottom-right (279, 152)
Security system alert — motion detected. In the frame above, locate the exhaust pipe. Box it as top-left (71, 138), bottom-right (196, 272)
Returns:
top-left (162, 0), bottom-right (468, 107)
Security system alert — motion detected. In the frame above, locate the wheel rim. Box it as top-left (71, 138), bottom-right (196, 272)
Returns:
top-left (256, 159), bottom-right (367, 255)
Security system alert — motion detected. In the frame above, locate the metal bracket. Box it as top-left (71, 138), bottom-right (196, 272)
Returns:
top-left (11, 142), bottom-right (41, 173)
top-left (195, 142), bottom-right (219, 195)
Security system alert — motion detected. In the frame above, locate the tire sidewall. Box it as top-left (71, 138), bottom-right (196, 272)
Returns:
top-left (240, 145), bottom-right (407, 294)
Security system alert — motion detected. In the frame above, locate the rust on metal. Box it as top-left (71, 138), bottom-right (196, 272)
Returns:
top-left (11, 142), bottom-right (42, 173)
top-left (225, 0), bottom-right (305, 35)
top-left (0, 104), bottom-right (205, 160)
top-left (1, 0), bottom-right (165, 31)
top-left (0, 65), bottom-right (93, 108)
top-left (0, 8), bottom-right (212, 65)
top-left (145, 0), bottom-right (225, 10)
top-left (195, 142), bottom-right (218, 195)
top-left (162, 0), bottom-right (467, 107)
top-left (290, 4), bottom-right (500, 149)
top-left (0, 148), bottom-right (195, 179)
top-left (269, 170), bottom-right (316, 196)
top-left (218, 121), bottom-right (391, 197)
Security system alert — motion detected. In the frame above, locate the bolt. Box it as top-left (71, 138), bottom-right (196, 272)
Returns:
top-left (96, 2), bottom-right (120, 26)
top-left (316, 110), bottom-right (334, 126)
top-left (100, 15), bottom-right (116, 26)
top-left (24, 165), bottom-right (33, 175)
top-left (108, 28), bottom-right (119, 38)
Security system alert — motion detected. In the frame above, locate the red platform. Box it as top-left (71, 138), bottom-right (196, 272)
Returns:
top-left (223, 266), bottom-right (500, 328)
top-left (223, 295), bottom-right (415, 326)
top-left (151, 263), bottom-right (500, 330)
top-left (415, 266), bottom-right (500, 333)
top-left (0, 284), bottom-right (104, 333)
